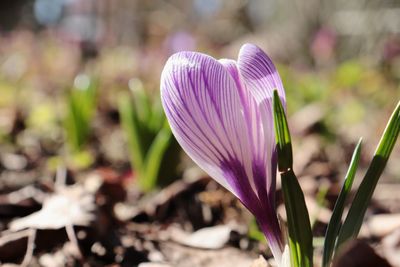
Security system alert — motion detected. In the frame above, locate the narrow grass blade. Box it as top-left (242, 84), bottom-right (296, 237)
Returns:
top-left (142, 121), bottom-right (172, 192)
top-left (322, 138), bottom-right (362, 267)
top-left (273, 90), bottom-right (293, 172)
top-left (118, 93), bottom-right (144, 173)
top-left (66, 95), bottom-right (77, 149)
top-left (130, 80), bottom-right (151, 125)
top-left (65, 78), bottom-right (97, 151)
top-left (336, 101), bottom-right (400, 250)
top-left (66, 93), bottom-right (87, 150)
top-left (281, 170), bottom-right (313, 267)
top-left (273, 90), bottom-right (313, 267)
top-left (149, 100), bottom-right (166, 130)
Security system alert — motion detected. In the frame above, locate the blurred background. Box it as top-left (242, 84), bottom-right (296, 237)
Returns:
top-left (0, 0), bottom-right (399, 182)
top-left (0, 0), bottom-right (399, 266)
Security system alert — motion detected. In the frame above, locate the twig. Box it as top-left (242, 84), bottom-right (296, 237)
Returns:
top-left (0, 229), bottom-right (31, 246)
top-left (55, 165), bottom-right (67, 189)
top-left (65, 223), bottom-right (83, 260)
top-left (20, 228), bottom-right (36, 267)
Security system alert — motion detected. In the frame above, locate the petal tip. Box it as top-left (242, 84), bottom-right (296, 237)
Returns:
top-left (163, 51), bottom-right (199, 69)
top-left (239, 43), bottom-right (264, 56)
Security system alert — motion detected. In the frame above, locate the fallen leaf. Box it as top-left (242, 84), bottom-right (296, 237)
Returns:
top-left (367, 213), bottom-right (400, 237)
top-left (9, 185), bottom-right (95, 231)
top-left (382, 229), bottom-right (400, 267)
top-left (250, 255), bottom-right (271, 267)
top-left (170, 225), bottom-right (233, 249)
top-left (158, 241), bottom-right (255, 267)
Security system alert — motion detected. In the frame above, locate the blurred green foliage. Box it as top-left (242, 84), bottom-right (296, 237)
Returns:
top-left (280, 59), bottom-right (400, 145)
top-left (27, 102), bottom-right (59, 134)
top-left (248, 217), bottom-right (267, 244)
top-left (0, 32), bottom-right (398, 191)
top-left (118, 79), bottom-right (181, 192)
top-left (64, 74), bottom-right (97, 152)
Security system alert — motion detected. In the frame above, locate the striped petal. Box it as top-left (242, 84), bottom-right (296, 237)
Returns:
top-left (219, 56), bottom-right (283, 261)
top-left (237, 43), bottom-right (286, 205)
top-left (161, 52), bottom-right (255, 201)
top-left (219, 58), bottom-right (276, 205)
top-left (161, 48), bottom-right (284, 262)
top-left (238, 43), bottom-right (286, 105)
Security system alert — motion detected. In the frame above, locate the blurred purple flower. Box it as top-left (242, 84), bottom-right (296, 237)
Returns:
top-left (310, 27), bottom-right (337, 65)
top-left (164, 31), bottom-right (196, 54)
top-left (383, 36), bottom-right (400, 62)
top-left (160, 44), bottom-right (287, 263)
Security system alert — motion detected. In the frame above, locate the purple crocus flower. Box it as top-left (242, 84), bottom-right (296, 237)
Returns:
top-left (160, 44), bottom-right (287, 264)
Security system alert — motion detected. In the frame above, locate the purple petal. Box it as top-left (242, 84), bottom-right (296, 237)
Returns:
top-left (238, 43), bottom-right (286, 104)
top-left (219, 59), bottom-right (275, 203)
top-left (219, 56), bottom-right (283, 261)
top-left (237, 44), bottom-right (285, 205)
top-left (161, 52), bottom-right (255, 198)
top-left (161, 50), bottom-right (283, 261)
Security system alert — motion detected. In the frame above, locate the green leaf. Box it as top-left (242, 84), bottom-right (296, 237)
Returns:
top-left (141, 121), bottom-right (172, 192)
top-left (248, 217), bottom-right (267, 243)
top-left (65, 91), bottom-right (90, 150)
top-left (281, 170), bottom-right (313, 267)
top-left (129, 78), bottom-right (152, 125)
top-left (149, 100), bottom-right (166, 130)
top-left (336, 101), bottom-right (400, 250)
top-left (273, 91), bottom-right (293, 172)
top-left (64, 77), bottom-right (97, 151)
top-left (118, 92), bottom-right (144, 174)
top-left (273, 90), bottom-right (313, 267)
top-left (322, 138), bottom-right (362, 267)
